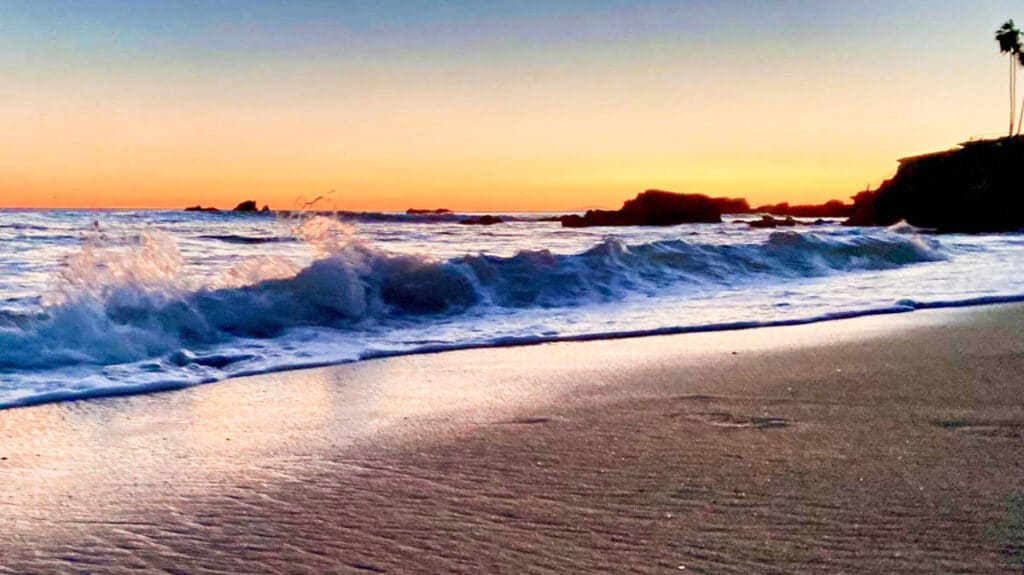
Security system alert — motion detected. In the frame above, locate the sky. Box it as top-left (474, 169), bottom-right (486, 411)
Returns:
top-left (0, 0), bottom-right (1020, 211)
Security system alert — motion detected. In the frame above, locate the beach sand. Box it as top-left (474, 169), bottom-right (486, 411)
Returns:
top-left (2, 304), bottom-right (1023, 574)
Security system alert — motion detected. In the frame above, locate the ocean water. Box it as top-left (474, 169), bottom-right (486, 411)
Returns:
top-left (1, 208), bottom-right (1022, 409)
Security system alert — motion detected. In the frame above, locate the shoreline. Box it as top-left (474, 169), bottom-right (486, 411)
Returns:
top-left (2, 303), bottom-right (1023, 573)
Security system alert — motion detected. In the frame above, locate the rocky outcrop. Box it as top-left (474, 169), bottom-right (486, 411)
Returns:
top-left (226, 200), bottom-right (271, 213)
top-left (559, 190), bottom-right (750, 228)
top-left (754, 200), bottom-right (853, 218)
top-left (458, 215), bottom-right (504, 225)
top-left (844, 137), bottom-right (1024, 232)
top-left (186, 201), bottom-right (270, 213)
top-left (407, 208), bottom-right (452, 215)
top-left (842, 189), bottom-right (882, 227)
top-left (748, 215), bottom-right (797, 228)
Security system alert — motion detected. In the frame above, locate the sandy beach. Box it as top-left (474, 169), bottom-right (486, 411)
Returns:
top-left (2, 304), bottom-right (1023, 574)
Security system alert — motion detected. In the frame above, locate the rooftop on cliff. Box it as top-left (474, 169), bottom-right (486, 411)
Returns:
top-left (895, 135), bottom-right (1024, 164)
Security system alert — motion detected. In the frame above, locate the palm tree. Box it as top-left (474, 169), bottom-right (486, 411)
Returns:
top-left (995, 20), bottom-right (1021, 137)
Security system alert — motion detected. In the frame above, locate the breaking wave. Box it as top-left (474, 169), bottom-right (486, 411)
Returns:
top-left (0, 222), bottom-right (944, 372)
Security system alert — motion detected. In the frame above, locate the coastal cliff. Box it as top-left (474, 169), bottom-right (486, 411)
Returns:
top-left (845, 137), bottom-right (1024, 232)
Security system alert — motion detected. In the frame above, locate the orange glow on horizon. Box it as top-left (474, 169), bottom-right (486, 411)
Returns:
top-left (0, 71), bottom-right (995, 211)
top-left (0, 2), bottom-right (1013, 212)
top-left (0, 165), bottom-right (894, 212)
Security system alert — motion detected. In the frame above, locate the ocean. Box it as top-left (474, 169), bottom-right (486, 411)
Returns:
top-left (1, 208), bottom-right (1022, 409)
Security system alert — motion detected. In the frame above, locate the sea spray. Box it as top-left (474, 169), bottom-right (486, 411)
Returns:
top-left (44, 227), bottom-right (184, 306)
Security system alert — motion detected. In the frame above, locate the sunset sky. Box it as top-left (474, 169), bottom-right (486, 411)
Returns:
top-left (1, 1), bottom-right (1020, 211)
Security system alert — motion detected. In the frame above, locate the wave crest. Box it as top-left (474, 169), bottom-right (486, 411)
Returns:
top-left (0, 226), bottom-right (944, 370)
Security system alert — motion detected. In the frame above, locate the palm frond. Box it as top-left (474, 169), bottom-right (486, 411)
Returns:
top-left (995, 19), bottom-right (1022, 53)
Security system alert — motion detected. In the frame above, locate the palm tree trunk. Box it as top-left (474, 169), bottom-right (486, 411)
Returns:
top-left (1018, 61), bottom-right (1024, 136)
top-left (1015, 57), bottom-right (1019, 136)
top-left (1011, 55), bottom-right (1017, 137)
top-left (1018, 95), bottom-right (1024, 135)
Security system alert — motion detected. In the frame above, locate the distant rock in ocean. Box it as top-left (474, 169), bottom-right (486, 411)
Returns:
top-left (754, 200), bottom-right (853, 218)
top-left (748, 215), bottom-right (797, 228)
top-left (458, 215), bottom-right (504, 225)
top-left (185, 200), bottom-right (270, 213)
top-left (407, 208), bottom-right (452, 215)
top-left (559, 190), bottom-right (750, 228)
top-left (844, 137), bottom-right (1024, 233)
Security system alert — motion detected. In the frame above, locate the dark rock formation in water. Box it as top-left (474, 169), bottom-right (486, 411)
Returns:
top-left (748, 215), bottom-right (797, 228)
top-left (407, 208), bottom-right (452, 215)
top-left (754, 200), bottom-right (853, 218)
top-left (458, 215), bottom-right (504, 225)
top-left (186, 201), bottom-right (269, 213)
top-left (844, 137), bottom-right (1024, 232)
top-left (559, 190), bottom-right (750, 228)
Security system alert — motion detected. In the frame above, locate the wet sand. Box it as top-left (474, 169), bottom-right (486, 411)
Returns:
top-left (2, 304), bottom-right (1023, 573)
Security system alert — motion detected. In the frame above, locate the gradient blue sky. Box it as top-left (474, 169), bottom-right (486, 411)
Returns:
top-left (1, 1), bottom-right (1020, 209)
